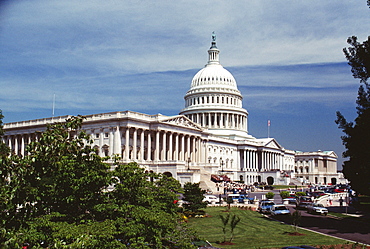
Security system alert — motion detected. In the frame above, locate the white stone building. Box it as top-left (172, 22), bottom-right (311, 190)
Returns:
top-left (2, 35), bottom-right (345, 189)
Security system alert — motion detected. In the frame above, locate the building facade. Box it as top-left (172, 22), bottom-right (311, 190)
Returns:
top-left (2, 35), bottom-right (346, 188)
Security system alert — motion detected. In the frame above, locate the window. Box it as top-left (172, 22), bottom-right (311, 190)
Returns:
top-left (96, 133), bottom-right (100, 138)
top-left (104, 133), bottom-right (109, 138)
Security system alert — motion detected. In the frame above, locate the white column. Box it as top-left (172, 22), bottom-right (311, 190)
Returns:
top-left (140, 129), bottom-right (145, 161)
top-left (192, 136), bottom-right (196, 162)
top-left (180, 135), bottom-right (185, 161)
top-left (162, 131), bottom-right (167, 161)
top-left (8, 136), bottom-right (12, 152)
top-left (99, 129), bottom-right (104, 157)
top-left (174, 133), bottom-right (179, 161)
top-left (113, 126), bottom-right (121, 155)
top-left (244, 150), bottom-right (247, 171)
top-left (20, 135), bottom-right (25, 156)
top-left (132, 128), bottom-right (137, 161)
top-left (147, 131), bottom-right (152, 161)
top-left (125, 128), bottom-right (130, 160)
top-left (168, 132), bottom-right (173, 160)
top-left (186, 135), bottom-right (191, 160)
top-left (109, 128), bottom-right (114, 156)
top-left (155, 130), bottom-right (160, 161)
top-left (14, 136), bottom-right (18, 155)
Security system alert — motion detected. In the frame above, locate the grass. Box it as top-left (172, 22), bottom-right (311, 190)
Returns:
top-left (188, 207), bottom-right (348, 249)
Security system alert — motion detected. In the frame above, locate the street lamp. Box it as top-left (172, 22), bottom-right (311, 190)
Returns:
top-left (220, 160), bottom-right (225, 173)
top-left (187, 157), bottom-right (191, 171)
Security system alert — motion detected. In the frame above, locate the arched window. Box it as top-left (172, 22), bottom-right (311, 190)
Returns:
top-left (102, 144), bottom-right (109, 157)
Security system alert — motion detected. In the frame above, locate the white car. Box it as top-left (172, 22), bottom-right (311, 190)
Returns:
top-left (306, 203), bottom-right (328, 215)
top-left (270, 204), bottom-right (290, 216)
top-left (203, 195), bottom-right (220, 204)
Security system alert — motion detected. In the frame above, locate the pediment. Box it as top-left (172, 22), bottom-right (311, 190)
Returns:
top-left (257, 138), bottom-right (283, 150)
top-left (159, 115), bottom-right (203, 131)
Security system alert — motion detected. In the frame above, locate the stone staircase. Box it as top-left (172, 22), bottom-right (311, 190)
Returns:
top-left (289, 178), bottom-right (303, 186)
top-left (198, 170), bottom-right (218, 194)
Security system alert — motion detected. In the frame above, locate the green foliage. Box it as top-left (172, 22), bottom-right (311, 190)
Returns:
top-left (280, 191), bottom-right (290, 199)
top-left (291, 210), bottom-right (302, 232)
top-left (0, 115), bottom-right (196, 248)
top-left (229, 214), bottom-right (241, 242)
top-left (183, 182), bottom-right (207, 213)
top-left (265, 192), bottom-right (275, 199)
top-left (337, 36), bottom-right (370, 195)
top-left (218, 213), bottom-right (241, 243)
top-left (295, 191), bottom-right (306, 196)
top-left (219, 213), bottom-right (230, 242)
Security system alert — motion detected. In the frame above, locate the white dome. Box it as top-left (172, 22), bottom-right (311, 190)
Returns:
top-left (179, 33), bottom-right (251, 139)
top-left (191, 64), bottom-right (238, 90)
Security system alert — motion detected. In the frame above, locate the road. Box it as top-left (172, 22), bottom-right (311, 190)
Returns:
top-left (247, 190), bottom-right (370, 245)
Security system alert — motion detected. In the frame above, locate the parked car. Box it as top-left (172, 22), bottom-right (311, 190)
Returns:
top-left (283, 196), bottom-right (297, 204)
top-left (309, 191), bottom-right (326, 198)
top-left (227, 194), bottom-right (251, 203)
top-left (270, 204), bottom-right (290, 216)
top-left (306, 203), bottom-right (328, 215)
top-left (203, 195), bottom-right (220, 204)
top-left (296, 196), bottom-right (313, 209)
top-left (258, 200), bottom-right (275, 214)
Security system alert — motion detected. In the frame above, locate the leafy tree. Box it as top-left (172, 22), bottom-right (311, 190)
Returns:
top-left (21, 116), bottom-right (112, 221)
top-left (0, 115), bottom-right (197, 248)
top-left (182, 182), bottom-right (207, 214)
top-left (336, 36), bottom-right (370, 195)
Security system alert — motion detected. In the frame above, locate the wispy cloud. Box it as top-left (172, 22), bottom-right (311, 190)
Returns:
top-left (1, 0), bottom-right (368, 167)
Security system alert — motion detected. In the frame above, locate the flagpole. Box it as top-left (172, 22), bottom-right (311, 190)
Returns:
top-left (52, 93), bottom-right (55, 117)
top-left (267, 120), bottom-right (270, 138)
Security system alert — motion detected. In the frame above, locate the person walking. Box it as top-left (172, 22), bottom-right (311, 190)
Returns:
top-left (339, 197), bottom-right (344, 211)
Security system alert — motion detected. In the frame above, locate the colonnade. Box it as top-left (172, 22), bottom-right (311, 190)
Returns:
top-left (260, 150), bottom-right (284, 171)
top-left (241, 149), bottom-right (259, 171)
top-left (240, 149), bottom-right (285, 172)
top-left (3, 126), bottom-right (207, 165)
top-left (2, 133), bottom-right (41, 156)
top-left (186, 112), bottom-right (247, 131)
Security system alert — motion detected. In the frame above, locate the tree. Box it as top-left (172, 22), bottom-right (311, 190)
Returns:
top-left (182, 182), bottom-right (207, 214)
top-left (219, 213), bottom-right (230, 243)
top-left (336, 36), bottom-right (370, 195)
top-left (291, 210), bottom-right (301, 232)
top-left (229, 214), bottom-right (241, 243)
top-left (0, 115), bottom-right (197, 248)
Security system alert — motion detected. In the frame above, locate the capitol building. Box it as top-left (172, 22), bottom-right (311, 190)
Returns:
top-left (3, 35), bottom-right (346, 189)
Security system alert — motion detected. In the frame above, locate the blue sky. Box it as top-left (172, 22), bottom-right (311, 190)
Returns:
top-left (1, 1), bottom-right (370, 168)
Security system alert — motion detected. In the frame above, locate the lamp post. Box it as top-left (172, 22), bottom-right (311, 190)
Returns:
top-left (220, 160), bottom-right (225, 173)
top-left (186, 157), bottom-right (191, 171)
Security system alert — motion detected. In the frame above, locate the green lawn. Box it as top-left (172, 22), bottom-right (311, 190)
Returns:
top-left (188, 207), bottom-right (348, 249)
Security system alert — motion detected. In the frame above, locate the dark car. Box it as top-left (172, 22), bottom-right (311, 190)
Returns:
top-left (296, 196), bottom-right (313, 209)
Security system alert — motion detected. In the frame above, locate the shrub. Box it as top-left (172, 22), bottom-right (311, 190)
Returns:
top-left (266, 192), bottom-right (275, 199)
